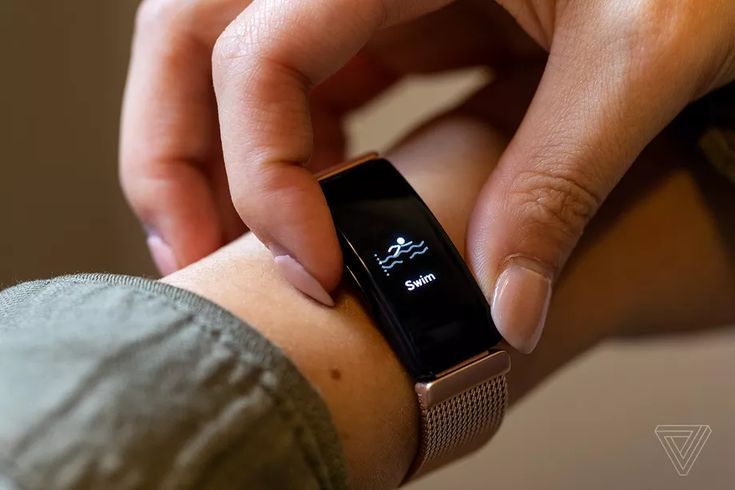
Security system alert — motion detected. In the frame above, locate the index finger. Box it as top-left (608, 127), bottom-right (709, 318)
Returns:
top-left (212, 0), bottom-right (454, 303)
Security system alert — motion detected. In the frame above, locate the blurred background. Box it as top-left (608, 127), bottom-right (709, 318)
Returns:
top-left (0, 1), bottom-right (733, 488)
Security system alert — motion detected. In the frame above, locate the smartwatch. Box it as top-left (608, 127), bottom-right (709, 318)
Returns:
top-left (318, 154), bottom-right (510, 482)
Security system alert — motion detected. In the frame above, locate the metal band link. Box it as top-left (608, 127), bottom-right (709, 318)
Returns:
top-left (404, 350), bottom-right (510, 482)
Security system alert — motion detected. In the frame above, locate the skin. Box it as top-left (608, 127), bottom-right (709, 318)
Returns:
top-left (162, 81), bottom-right (735, 489)
top-left (120, 0), bottom-right (735, 353)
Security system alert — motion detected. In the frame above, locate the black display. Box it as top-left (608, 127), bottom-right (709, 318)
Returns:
top-left (320, 159), bottom-right (502, 379)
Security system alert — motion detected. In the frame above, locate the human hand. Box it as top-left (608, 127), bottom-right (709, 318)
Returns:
top-left (465, 0), bottom-right (735, 353)
top-left (120, 0), bottom-right (536, 279)
top-left (162, 70), bottom-right (735, 487)
top-left (121, 0), bottom-right (735, 353)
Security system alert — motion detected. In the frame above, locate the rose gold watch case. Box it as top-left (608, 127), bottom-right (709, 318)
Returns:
top-left (415, 349), bottom-right (510, 408)
top-left (315, 152), bottom-right (380, 182)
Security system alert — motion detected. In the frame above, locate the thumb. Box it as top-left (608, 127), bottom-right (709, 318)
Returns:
top-left (468, 16), bottom-right (706, 353)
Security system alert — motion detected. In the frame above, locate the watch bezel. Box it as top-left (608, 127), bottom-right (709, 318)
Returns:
top-left (319, 155), bottom-right (502, 380)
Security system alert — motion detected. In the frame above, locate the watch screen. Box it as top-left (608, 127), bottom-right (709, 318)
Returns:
top-left (321, 159), bottom-right (501, 378)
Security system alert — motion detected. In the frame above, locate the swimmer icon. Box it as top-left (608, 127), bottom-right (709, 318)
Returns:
top-left (374, 236), bottom-right (429, 276)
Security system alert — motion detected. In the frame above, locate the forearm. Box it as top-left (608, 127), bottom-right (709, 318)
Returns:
top-left (163, 118), bottom-right (735, 488)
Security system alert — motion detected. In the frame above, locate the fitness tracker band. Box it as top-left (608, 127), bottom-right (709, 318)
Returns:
top-left (318, 154), bottom-right (510, 482)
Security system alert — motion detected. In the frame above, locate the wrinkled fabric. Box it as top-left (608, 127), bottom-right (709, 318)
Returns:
top-left (0, 275), bottom-right (348, 490)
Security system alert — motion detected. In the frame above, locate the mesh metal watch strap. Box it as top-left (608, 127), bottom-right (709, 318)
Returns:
top-left (403, 350), bottom-right (510, 482)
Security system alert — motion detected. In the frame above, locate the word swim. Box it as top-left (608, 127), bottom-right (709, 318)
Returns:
top-left (404, 273), bottom-right (437, 292)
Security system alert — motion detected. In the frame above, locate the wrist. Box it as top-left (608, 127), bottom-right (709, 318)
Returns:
top-left (162, 232), bottom-right (418, 489)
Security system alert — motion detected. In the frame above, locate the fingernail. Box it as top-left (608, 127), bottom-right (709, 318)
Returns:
top-left (274, 254), bottom-right (335, 307)
top-left (146, 234), bottom-right (179, 276)
top-left (491, 257), bottom-right (552, 354)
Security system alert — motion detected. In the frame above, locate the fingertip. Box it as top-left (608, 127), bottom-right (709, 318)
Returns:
top-left (146, 233), bottom-right (179, 276)
top-left (490, 257), bottom-right (552, 354)
top-left (273, 253), bottom-right (336, 307)
top-left (267, 231), bottom-right (343, 296)
top-left (230, 164), bottom-right (344, 293)
top-left (123, 159), bottom-right (231, 273)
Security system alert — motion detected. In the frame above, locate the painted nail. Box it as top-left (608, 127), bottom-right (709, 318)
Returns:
top-left (146, 234), bottom-right (179, 276)
top-left (491, 257), bottom-right (552, 354)
top-left (274, 254), bottom-right (335, 307)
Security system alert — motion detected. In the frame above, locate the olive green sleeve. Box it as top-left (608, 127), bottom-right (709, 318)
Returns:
top-left (0, 274), bottom-right (348, 490)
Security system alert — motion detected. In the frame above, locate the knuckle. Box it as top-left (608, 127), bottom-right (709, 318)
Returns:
top-left (618, 1), bottom-right (710, 71)
top-left (134, 0), bottom-right (216, 46)
top-left (118, 158), bottom-right (167, 216)
top-left (212, 24), bottom-right (248, 66)
top-left (616, 0), bottom-right (732, 98)
top-left (118, 163), bottom-right (149, 207)
top-left (119, 171), bottom-right (147, 215)
top-left (118, 153), bottom-right (138, 193)
top-left (509, 166), bottom-right (601, 244)
top-left (211, 23), bottom-right (261, 82)
top-left (211, 4), bottom-right (272, 66)
top-left (212, 29), bottom-right (313, 99)
top-left (135, 0), bottom-right (187, 32)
